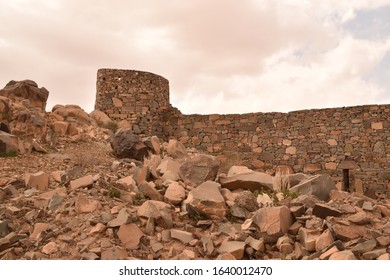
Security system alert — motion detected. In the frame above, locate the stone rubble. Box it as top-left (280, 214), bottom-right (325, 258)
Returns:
top-left (1, 79), bottom-right (390, 260)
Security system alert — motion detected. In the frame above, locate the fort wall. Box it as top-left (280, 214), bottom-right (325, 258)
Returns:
top-left (95, 69), bottom-right (390, 192)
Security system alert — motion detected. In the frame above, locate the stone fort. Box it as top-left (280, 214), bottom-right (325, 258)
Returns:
top-left (95, 68), bottom-right (390, 193)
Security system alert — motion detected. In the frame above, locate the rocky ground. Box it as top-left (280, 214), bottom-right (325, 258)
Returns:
top-left (1, 80), bottom-right (390, 260)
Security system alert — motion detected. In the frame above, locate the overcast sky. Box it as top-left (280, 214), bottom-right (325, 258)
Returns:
top-left (1, 0), bottom-right (390, 114)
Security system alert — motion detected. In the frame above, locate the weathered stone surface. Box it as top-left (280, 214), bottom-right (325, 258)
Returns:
top-left (217, 241), bottom-right (246, 260)
top-left (234, 190), bottom-right (259, 212)
top-left (75, 193), bottom-right (98, 213)
top-left (30, 223), bottom-right (49, 241)
top-left (42, 241), bottom-right (58, 255)
top-left (108, 208), bottom-right (132, 227)
top-left (276, 235), bottom-right (294, 254)
top-left (332, 224), bottom-right (366, 241)
top-left (25, 171), bottom-right (49, 191)
top-left (362, 249), bottom-right (387, 260)
top-left (179, 154), bottom-right (219, 186)
top-left (115, 176), bottom-right (138, 192)
top-left (70, 175), bottom-right (94, 190)
top-left (132, 165), bottom-right (150, 185)
top-left (185, 181), bottom-right (227, 220)
top-left (166, 139), bottom-right (187, 158)
top-left (90, 109), bottom-right (112, 125)
top-left (157, 158), bottom-right (181, 181)
top-left (51, 121), bottom-right (69, 136)
top-left (110, 128), bottom-right (149, 160)
top-left (137, 200), bottom-right (173, 228)
top-left (0, 80), bottom-right (49, 111)
top-left (170, 229), bottom-right (194, 244)
top-left (347, 212), bottom-right (373, 225)
top-left (0, 131), bottom-right (19, 155)
top-left (245, 236), bottom-right (265, 251)
top-left (164, 182), bottom-right (186, 205)
top-left (299, 228), bottom-right (320, 252)
top-left (252, 206), bottom-right (294, 238)
top-left (351, 239), bottom-right (377, 254)
top-left (312, 203), bottom-right (342, 219)
top-left (289, 174), bottom-right (337, 201)
top-left (117, 223), bottom-right (143, 249)
top-left (101, 246), bottom-right (128, 260)
top-left (139, 181), bottom-right (162, 201)
top-left (315, 229), bottom-right (334, 251)
top-left (219, 168), bottom-right (273, 192)
top-left (329, 250), bottom-right (356, 260)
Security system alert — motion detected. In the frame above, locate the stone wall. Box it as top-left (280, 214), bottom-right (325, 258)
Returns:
top-left (95, 69), bottom-right (171, 136)
top-left (95, 69), bottom-right (390, 192)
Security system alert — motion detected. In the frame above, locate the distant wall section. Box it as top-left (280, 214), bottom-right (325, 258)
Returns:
top-left (95, 69), bottom-right (390, 192)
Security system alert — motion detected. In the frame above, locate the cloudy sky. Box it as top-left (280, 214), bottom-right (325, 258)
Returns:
top-left (1, 0), bottom-right (390, 114)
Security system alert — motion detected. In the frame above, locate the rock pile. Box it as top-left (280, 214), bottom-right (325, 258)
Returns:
top-left (1, 80), bottom-right (390, 260)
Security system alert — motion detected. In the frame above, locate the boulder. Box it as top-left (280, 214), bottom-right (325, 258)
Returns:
top-left (157, 158), bottom-right (181, 181)
top-left (185, 181), bottom-right (227, 220)
top-left (0, 80), bottom-right (49, 111)
top-left (25, 171), bottom-right (49, 191)
top-left (289, 174), bottom-right (337, 201)
top-left (179, 154), bottom-right (219, 186)
top-left (219, 167), bottom-right (273, 192)
top-left (89, 109), bottom-right (112, 125)
top-left (52, 104), bottom-right (92, 125)
top-left (252, 206), bottom-right (294, 238)
top-left (164, 182), bottom-right (186, 205)
top-left (137, 200), bottom-right (173, 228)
top-left (166, 139), bottom-right (187, 158)
top-left (110, 128), bottom-right (149, 161)
top-left (0, 131), bottom-right (19, 155)
top-left (117, 224), bottom-right (143, 250)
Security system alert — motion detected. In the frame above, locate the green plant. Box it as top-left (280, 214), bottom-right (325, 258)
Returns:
top-left (0, 150), bottom-right (18, 158)
top-left (108, 185), bottom-right (121, 198)
top-left (134, 193), bottom-right (145, 205)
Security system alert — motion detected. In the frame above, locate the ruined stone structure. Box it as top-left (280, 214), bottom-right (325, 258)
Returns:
top-left (95, 69), bottom-right (390, 192)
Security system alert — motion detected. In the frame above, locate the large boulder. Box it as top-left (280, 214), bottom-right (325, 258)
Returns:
top-left (0, 81), bottom-right (48, 139)
top-left (89, 109), bottom-right (112, 125)
top-left (110, 128), bottom-right (149, 161)
top-left (52, 105), bottom-right (92, 125)
top-left (0, 80), bottom-right (49, 111)
top-left (179, 154), bottom-right (219, 186)
top-left (219, 166), bottom-right (273, 192)
top-left (185, 181), bottom-right (227, 220)
top-left (289, 174), bottom-right (337, 201)
top-left (252, 206), bottom-right (294, 238)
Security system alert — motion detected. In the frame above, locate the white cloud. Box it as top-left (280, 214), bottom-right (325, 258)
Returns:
top-left (0, 0), bottom-right (389, 114)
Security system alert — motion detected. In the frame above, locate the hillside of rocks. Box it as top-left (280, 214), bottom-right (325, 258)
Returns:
top-left (1, 80), bottom-right (390, 260)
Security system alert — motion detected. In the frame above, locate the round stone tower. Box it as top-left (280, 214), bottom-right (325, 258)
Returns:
top-left (95, 68), bottom-right (171, 135)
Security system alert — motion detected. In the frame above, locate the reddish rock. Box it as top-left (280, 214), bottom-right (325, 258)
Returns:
top-left (25, 171), bottom-right (49, 191)
top-left (0, 131), bottom-right (19, 155)
top-left (289, 174), bottom-right (337, 201)
top-left (185, 181), bottom-right (227, 220)
top-left (217, 241), bottom-right (246, 260)
top-left (219, 169), bottom-right (273, 192)
top-left (252, 206), bottom-right (294, 238)
top-left (315, 229), bottom-right (334, 251)
top-left (312, 203), bottom-right (342, 219)
top-left (30, 223), bottom-right (49, 241)
top-left (139, 181), bottom-right (162, 201)
top-left (41, 241), bottom-right (58, 255)
top-left (101, 246), bottom-right (128, 260)
top-left (117, 224), bottom-right (144, 250)
top-left (75, 193), bottom-right (98, 213)
top-left (166, 139), bottom-right (187, 158)
top-left (170, 229), bottom-right (194, 244)
top-left (332, 224), bottom-right (366, 241)
top-left (164, 182), bottom-right (186, 205)
top-left (179, 154), bottom-right (219, 186)
top-left (329, 250), bottom-right (356, 260)
top-left (70, 175), bottom-right (94, 190)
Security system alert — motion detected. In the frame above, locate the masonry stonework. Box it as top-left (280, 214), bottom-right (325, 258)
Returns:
top-left (96, 69), bottom-right (390, 192)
